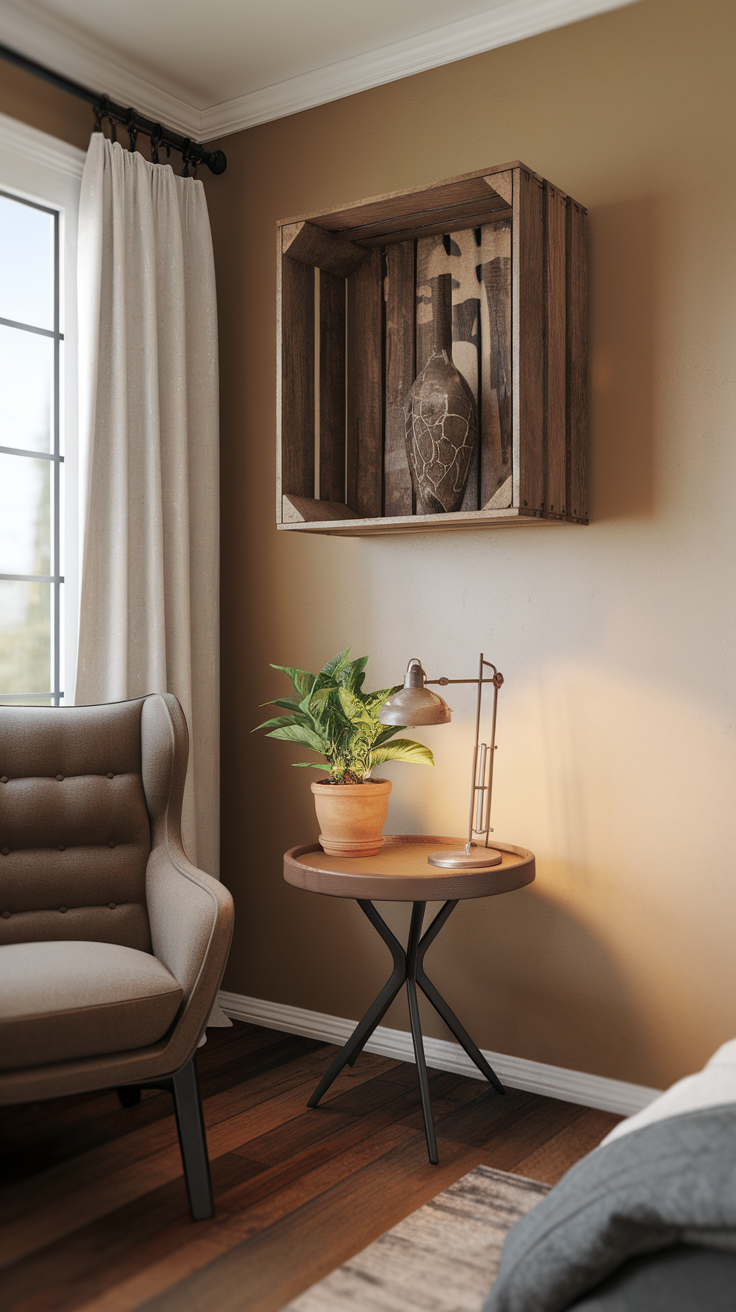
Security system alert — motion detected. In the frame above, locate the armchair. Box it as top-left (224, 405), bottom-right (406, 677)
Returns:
top-left (0, 694), bottom-right (234, 1220)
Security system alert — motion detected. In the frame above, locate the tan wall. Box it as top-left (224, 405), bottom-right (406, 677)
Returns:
top-left (2, 0), bottom-right (734, 1092)
top-left (205, 0), bottom-right (736, 1092)
top-left (0, 62), bottom-right (91, 150)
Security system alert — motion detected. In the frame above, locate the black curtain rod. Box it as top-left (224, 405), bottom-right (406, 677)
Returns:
top-left (0, 41), bottom-right (227, 175)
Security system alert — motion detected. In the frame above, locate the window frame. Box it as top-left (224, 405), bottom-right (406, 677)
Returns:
top-left (0, 111), bottom-right (85, 706)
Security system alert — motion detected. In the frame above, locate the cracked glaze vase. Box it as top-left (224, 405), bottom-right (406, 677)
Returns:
top-left (404, 272), bottom-right (478, 514)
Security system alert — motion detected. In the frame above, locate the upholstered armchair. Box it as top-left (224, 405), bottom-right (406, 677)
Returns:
top-left (0, 694), bottom-right (234, 1220)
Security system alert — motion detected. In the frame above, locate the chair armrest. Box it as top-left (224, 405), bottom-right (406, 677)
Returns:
top-left (140, 692), bottom-right (234, 1059)
top-left (146, 842), bottom-right (234, 1056)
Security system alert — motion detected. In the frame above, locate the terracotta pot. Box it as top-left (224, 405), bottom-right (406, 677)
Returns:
top-left (311, 778), bottom-right (392, 857)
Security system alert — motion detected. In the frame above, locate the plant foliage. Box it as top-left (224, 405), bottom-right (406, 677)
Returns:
top-left (254, 648), bottom-right (434, 782)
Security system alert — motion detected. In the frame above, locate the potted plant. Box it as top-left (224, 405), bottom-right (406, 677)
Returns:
top-left (254, 649), bottom-right (434, 856)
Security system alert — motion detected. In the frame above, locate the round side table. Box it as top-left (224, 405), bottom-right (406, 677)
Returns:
top-left (284, 834), bottom-right (535, 1164)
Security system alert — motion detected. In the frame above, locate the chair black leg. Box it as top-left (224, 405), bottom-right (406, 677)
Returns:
top-left (171, 1056), bottom-right (214, 1221)
top-left (116, 1085), bottom-right (142, 1108)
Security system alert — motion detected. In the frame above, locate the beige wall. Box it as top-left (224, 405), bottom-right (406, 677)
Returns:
top-left (205, 0), bottom-right (736, 1092)
top-left (0, 62), bottom-right (91, 150)
top-left (2, 0), bottom-right (734, 1092)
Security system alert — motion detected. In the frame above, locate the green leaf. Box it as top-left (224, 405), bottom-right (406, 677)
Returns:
top-left (374, 724), bottom-right (403, 745)
top-left (252, 713), bottom-right (310, 733)
top-left (266, 724), bottom-right (330, 753)
top-left (319, 649), bottom-right (352, 680)
top-left (291, 761), bottom-right (332, 771)
top-left (258, 696), bottom-right (303, 713)
top-left (369, 739), bottom-right (435, 768)
top-left (338, 655), bottom-right (368, 690)
top-left (270, 664), bottom-right (316, 697)
top-left (338, 686), bottom-right (373, 725)
top-left (364, 684), bottom-right (403, 712)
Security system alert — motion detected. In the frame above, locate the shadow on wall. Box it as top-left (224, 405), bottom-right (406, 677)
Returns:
top-left (589, 196), bottom-right (660, 522)
top-left (379, 881), bottom-right (656, 1088)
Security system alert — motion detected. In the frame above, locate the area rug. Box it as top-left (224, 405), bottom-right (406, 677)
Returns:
top-left (284, 1165), bottom-right (550, 1312)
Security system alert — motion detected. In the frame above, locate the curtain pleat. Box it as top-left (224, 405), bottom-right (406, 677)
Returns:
top-left (76, 135), bottom-right (220, 890)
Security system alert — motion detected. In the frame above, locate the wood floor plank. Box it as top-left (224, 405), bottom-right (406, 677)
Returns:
top-left (131, 1135), bottom-right (480, 1312)
top-left (0, 1070), bottom-right (351, 1267)
top-left (0, 1022), bottom-right (613, 1312)
top-left (477, 1097), bottom-right (589, 1173)
top-left (1, 1155), bottom-right (266, 1312)
top-left (511, 1107), bottom-right (622, 1183)
top-left (9, 1088), bottom-right (428, 1312)
top-left (0, 1041), bottom-right (393, 1236)
top-left (60, 1124), bottom-right (420, 1312)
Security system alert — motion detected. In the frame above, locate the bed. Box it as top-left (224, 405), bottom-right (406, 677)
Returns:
top-left (483, 1039), bottom-right (736, 1311)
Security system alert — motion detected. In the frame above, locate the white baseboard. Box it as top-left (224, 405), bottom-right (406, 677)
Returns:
top-left (218, 989), bottom-right (660, 1117)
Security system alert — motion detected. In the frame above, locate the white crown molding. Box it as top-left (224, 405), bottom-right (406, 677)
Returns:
top-left (0, 0), bottom-right (201, 138)
top-left (218, 989), bottom-right (660, 1117)
top-left (201, 0), bottom-right (640, 137)
top-left (0, 108), bottom-right (85, 179)
top-left (2, 0), bottom-right (640, 143)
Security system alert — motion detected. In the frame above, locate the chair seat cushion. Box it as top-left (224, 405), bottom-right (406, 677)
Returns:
top-left (0, 940), bottom-right (184, 1070)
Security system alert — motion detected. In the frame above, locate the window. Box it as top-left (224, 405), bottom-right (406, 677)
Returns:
top-left (0, 190), bottom-right (63, 703)
top-left (0, 112), bottom-right (84, 706)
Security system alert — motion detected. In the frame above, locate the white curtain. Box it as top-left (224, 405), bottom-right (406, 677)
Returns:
top-left (76, 134), bottom-right (222, 922)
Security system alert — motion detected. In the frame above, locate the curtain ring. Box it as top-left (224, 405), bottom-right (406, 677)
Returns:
top-left (93, 97), bottom-right (106, 133)
top-left (150, 123), bottom-right (163, 164)
top-left (125, 109), bottom-right (138, 153)
top-left (181, 139), bottom-right (192, 177)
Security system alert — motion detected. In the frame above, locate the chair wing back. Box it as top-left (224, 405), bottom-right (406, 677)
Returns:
top-left (0, 700), bottom-right (152, 951)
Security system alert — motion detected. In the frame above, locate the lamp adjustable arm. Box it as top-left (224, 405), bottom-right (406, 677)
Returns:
top-left (381, 653), bottom-right (505, 869)
top-left (427, 655), bottom-right (504, 853)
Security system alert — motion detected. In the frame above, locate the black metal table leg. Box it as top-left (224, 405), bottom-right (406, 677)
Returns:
top-left (307, 895), bottom-right (503, 1164)
top-left (307, 901), bottom-right (406, 1107)
top-left (416, 900), bottom-right (505, 1095)
top-left (405, 902), bottom-right (438, 1163)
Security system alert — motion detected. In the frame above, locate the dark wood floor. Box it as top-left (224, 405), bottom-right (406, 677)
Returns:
top-left (0, 1022), bottom-right (621, 1312)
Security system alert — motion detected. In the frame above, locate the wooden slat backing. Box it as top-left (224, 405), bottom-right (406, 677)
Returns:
top-left (567, 201), bottom-right (588, 522)
top-left (513, 167), bottom-right (545, 513)
top-left (545, 185), bottom-right (567, 518)
top-left (347, 248), bottom-right (384, 518)
top-left (319, 270), bottom-right (346, 503)
top-left (479, 220), bottom-right (512, 508)
top-left (280, 253), bottom-right (315, 507)
top-left (384, 242), bottom-right (415, 517)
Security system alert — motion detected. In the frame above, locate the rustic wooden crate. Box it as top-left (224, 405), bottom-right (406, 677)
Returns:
top-left (276, 162), bottom-right (587, 536)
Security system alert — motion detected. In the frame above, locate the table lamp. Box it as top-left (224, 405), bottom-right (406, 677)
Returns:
top-left (379, 653), bottom-right (504, 869)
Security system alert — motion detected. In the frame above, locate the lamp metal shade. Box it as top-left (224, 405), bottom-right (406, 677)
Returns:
top-left (379, 658), bottom-right (452, 727)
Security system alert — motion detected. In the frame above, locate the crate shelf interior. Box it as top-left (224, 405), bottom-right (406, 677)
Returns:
top-left (277, 162), bottom-right (587, 536)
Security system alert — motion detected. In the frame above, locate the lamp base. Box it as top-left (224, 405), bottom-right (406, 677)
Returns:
top-left (427, 845), bottom-right (503, 869)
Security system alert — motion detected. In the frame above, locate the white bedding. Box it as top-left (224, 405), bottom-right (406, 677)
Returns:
top-left (601, 1038), bottom-right (736, 1147)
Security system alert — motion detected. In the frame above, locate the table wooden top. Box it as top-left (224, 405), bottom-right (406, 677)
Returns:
top-left (283, 834), bottom-right (535, 901)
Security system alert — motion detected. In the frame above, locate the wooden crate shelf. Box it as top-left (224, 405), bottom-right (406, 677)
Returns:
top-left (276, 162), bottom-right (588, 537)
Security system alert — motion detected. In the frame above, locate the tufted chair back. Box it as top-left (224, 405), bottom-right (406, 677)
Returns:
top-left (0, 699), bottom-right (153, 952)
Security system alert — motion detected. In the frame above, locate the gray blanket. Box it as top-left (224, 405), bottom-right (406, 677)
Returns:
top-left (482, 1105), bottom-right (736, 1312)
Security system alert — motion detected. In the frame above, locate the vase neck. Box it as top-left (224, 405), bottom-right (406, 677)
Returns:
top-left (430, 272), bottom-right (453, 357)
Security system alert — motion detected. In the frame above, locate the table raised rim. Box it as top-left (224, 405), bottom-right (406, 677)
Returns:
top-left (283, 834), bottom-right (535, 901)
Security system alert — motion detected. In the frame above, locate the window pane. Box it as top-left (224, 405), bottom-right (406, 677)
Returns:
top-left (0, 324), bottom-right (54, 452)
top-left (0, 452), bottom-right (51, 575)
top-left (0, 695), bottom-right (53, 706)
top-left (0, 579), bottom-right (52, 695)
top-left (0, 194), bottom-right (54, 331)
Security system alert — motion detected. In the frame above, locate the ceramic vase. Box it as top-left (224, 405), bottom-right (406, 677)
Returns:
top-left (404, 272), bottom-right (478, 514)
top-left (311, 778), bottom-right (392, 857)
